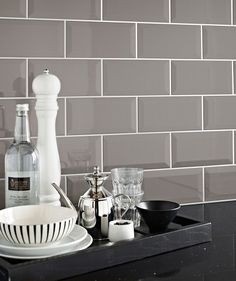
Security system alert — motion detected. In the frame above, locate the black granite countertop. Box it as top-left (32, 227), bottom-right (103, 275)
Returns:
top-left (63, 201), bottom-right (236, 281)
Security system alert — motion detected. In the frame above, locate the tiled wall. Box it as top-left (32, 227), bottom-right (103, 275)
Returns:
top-left (0, 0), bottom-right (236, 208)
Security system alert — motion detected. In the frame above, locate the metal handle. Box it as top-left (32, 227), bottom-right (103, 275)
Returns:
top-left (51, 183), bottom-right (77, 213)
top-left (114, 193), bottom-right (131, 220)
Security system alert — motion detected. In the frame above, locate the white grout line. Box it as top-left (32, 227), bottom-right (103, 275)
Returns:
top-left (1, 16), bottom-right (236, 27)
top-left (1, 164), bottom-right (236, 181)
top-left (49, 129), bottom-right (235, 139)
top-left (169, 0), bottom-right (171, 23)
top-left (233, 130), bottom-right (235, 164)
top-left (0, 130), bottom-right (234, 139)
top-left (26, 0), bottom-right (28, 18)
top-left (51, 94), bottom-right (236, 98)
top-left (231, 0), bottom-right (234, 25)
top-left (101, 135), bottom-right (104, 171)
top-left (182, 198), bottom-right (236, 206)
top-left (135, 23), bottom-right (138, 58)
top-left (200, 25), bottom-right (203, 59)
top-left (101, 0), bottom-right (103, 20)
top-left (25, 58), bottom-right (28, 97)
top-left (232, 60), bottom-right (235, 94)
top-left (101, 59), bottom-right (103, 96)
top-left (1, 57), bottom-right (236, 62)
top-left (169, 133), bottom-right (172, 168)
top-left (1, 94), bottom-right (235, 100)
top-left (169, 60), bottom-right (172, 95)
top-left (201, 96), bottom-right (204, 130)
top-left (64, 21), bottom-right (66, 58)
top-left (64, 98), bottom-right (67, 136)
top-left (136, 97), bottom-right (139, 133)
top-left (202, 167), bottom-right (205, 202)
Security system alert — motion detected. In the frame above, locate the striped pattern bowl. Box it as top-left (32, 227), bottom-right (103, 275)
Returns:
top-left (0, 205), bottom-right (77, 246)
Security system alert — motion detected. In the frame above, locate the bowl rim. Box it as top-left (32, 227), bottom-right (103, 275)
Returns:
top-left (136, 200), bottom-right (181, 212)
top-left (0, 205), bottom-right (77, 227)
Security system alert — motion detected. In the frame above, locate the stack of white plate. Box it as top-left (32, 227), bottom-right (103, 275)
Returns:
top-left (0, 225), bottom-right (92, 259)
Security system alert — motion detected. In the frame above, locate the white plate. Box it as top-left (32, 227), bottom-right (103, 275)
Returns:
top-left (0, 234), bottom-right (93, 260)
top-left (0, 225), bottom-right (87, 257)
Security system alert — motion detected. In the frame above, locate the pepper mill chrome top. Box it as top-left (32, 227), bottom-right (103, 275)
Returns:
top-left (84, 166), bottom-right (110, 199)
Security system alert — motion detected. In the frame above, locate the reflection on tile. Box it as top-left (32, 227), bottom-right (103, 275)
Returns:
top-left (57, 136), bottom-right (101, 174)
top-left (29, 60), bottom-right (101, 96)
top-left (0, 59), bottom-right (26, 97)
top-left (0, 99), bottom-right (65, 138)
top-left (138, 24), bottom-right (201, 58)
top-left (139, 97), bottom-right (201, 132)
top-left (172, 0), bottom-right (231, 24)
top-left (203, 26), bottom-right (236, 59)
top-left (0, 139), bottom-right (11, 178)
top-left (67, 98), bottom-right (136, 135)
top-left (0, 180), bottom-right (4, 209)
top-left (205, 166), bottom-right (236, 201)
top-left (172, 61), bottom-right (232, 95)
top-left (103, 0), bottom-right (169, 22)
top-left (0, 19), bottom-right (63, 57)
top-left (172, 132), bottom-right (232, 167)
top-left (0, 0), bottom-right (26, 17)
top-left (67, 175), bottom-right (87, 206)
top-left (29, 0), bottom-right (100, 20)
top-left (67, 22), bottom-right (135, 58)
top-left (103, 60), bottom-right (169, 96)
top-left (103, 134), bottom-right (170, 171)
top-left (204, 96), bottom-right (236, 129)
top-left (143, 168), bottom-right (203, 203)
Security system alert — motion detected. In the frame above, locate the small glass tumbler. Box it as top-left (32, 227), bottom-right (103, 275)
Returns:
top-left (111, 168), bottom-right (144, 227)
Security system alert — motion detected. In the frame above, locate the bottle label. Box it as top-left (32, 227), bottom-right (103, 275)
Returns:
top-left (5, 171), bottom-right (38, 208)
top-left (8, 177), bottom-right (30, 191)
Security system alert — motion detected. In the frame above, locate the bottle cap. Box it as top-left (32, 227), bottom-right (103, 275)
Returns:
top-left (16, 104), bottom-right (29, 112)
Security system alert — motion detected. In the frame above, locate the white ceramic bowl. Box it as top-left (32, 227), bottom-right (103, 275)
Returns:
top-left (0, 205), bottom-right (77, 246)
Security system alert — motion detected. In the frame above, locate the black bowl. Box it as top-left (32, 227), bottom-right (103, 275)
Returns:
top-left (136, 200), bottom-right (181, 233)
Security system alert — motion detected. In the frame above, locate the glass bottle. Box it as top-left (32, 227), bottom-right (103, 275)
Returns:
top-left (5, 104), bottom-right (39, 208)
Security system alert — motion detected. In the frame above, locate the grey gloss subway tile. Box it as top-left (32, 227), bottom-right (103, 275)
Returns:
top-left (138, 24), bottom-right (201, 58)
top-left (204, 96), bottom-right (236, 130)
top-left (0, 140), bottom-right (11, 178)
top-left (203, 26), bottom-right (236, 59)
top-left (139, 97), bottom-right (201, 132)
top-left (0, 59), bottom-right (26, 97)
top-left (67, 22), bottom-right (135, 58)
top-left (143, 169), bottom-right (203, 203)
top-left (205, 166), bottom-right (236, 201)
top-left (172, 0), bottom-right (231, 24)
top-left (0, 0), bottom-right (26, 17)
top-left (172, 132), bottom-right (233, 167)
top-left (0, 99), bottom-right (65, 138)
top-left (67, 98), bottom-right (136, 135)
top-left (103, 60), bottom-right (169, 96)
top-left (172, 61), bottom-right (232, 95)
top-left (57, 136), bottom-right (101, 175)
top-left (0, 20), bottom-right (63, 57)
top-left (28, 0), bottom-right (100, 20)
top-left (103, 0), bottom-right (169, 22)
top-left (29, 60), bottom-right (101, 96)
top-left (103, 134), bottom-right (170, 171)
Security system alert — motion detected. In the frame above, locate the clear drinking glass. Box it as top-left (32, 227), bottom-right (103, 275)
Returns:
top-left (111, 168), bottom-right (144, 227)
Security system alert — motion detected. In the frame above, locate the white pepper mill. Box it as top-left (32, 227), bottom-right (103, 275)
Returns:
top-left (32, 69), bottom-right (61, 206)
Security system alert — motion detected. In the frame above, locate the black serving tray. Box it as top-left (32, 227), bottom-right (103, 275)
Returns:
top-left (0, 216), bottom-right (212, 281)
